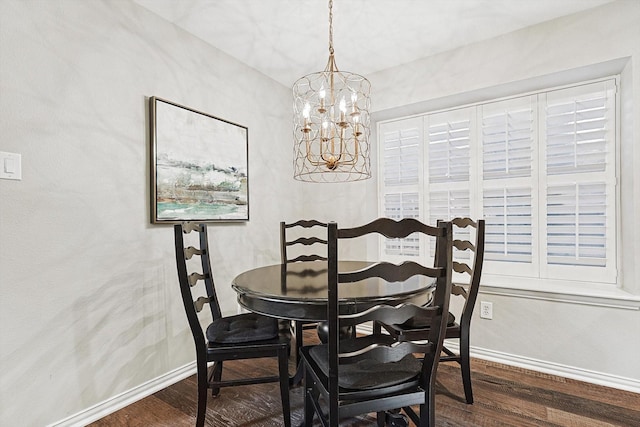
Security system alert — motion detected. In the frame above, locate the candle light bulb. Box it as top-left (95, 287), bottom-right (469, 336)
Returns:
top-left (302, 102), bottom-right (311, 133)
top-left (350, 92), bottom-right (359, 114)
top-left (353, 114), bottom-right (361, 136)
top-left (318, 87), bottom-right (326, 112)
top-left (321, 120), bottom-right (328, 140)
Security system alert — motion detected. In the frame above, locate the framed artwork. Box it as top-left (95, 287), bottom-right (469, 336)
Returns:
top-left (149, 96), bottom-right (249, 223)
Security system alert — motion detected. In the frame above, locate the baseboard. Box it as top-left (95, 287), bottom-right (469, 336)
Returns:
top-left (357, 325), bottom-right (640, 394)
top-left (464, 343), bottom-right (640, 394)
top-left (48, 362), bottom-right (196, 427)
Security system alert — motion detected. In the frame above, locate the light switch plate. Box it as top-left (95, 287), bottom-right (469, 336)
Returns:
top-left (0, 151), bottom-right (22, 180)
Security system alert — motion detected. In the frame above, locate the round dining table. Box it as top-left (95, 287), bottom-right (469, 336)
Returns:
top-left (231, 260), bottom-right (434, 322)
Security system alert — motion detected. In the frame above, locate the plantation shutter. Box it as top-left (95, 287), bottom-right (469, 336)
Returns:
top-left (429, 189), bottom-right (471, 257)
top-left (383, 126), bottom-right (420, 186)
top-left (482, 187), bottom-right (533, 263)
top-left (425, 108), bottom-right (473, 259)
top-left (378, 76), bottom-right (618, 287)
top-left (545, 84), bottom-right (608, 175)
top-left (542, 80), bottom-right (616, 281)
top-left (483, 105), bottom-right (534, 179)
top-left (383, 192), bottom-right (420, 256)
top-left (546, 183), bottom-right (607, 267)
top-left (380, 118), bottom-right (423, 258)
top-left (427, 109), bottom-right (471, 184)
top-left (481, 96), bottom-right (535, 271)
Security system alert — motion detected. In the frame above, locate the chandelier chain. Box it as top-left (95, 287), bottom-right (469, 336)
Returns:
top-left (328, 0), bottom-right (334, 55)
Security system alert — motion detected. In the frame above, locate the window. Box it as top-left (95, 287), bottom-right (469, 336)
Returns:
top-left (378, 78), bottom-right (618, 288)
top-left (379, 118), bottom-right (423, 259)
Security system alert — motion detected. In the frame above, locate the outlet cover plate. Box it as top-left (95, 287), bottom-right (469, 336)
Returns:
top-left (480, 301), bottom-right (493, 319)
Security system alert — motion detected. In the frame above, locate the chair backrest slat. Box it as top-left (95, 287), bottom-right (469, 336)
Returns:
top-left (452, 261), bottom-right (473, 276)
top-left (286, 236), bottom-right (327, 247)
top-left (340, 302), bottom-right (439, 327)
top-left (337, 217), bottom-right (443, 240)
top-left (339, 261), bottom-right (444, 284)
top-left (284, 219), bottom-right (327, 229)
top-left (187, 272), bottom-right (206, 287)
top-left (287, 254), bottom-right (327, 264)
top-left (339, 340), bottom-right (434, 364)
top-left (280, 220), bottom-right (328, 265)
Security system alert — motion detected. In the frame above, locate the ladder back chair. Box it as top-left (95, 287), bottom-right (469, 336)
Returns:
top-left (378, 217), bottom-right (485, 404)
top-left (280, 219), bottom-right (328, 365)
top-left (174, 222), bottom-right (291, 427)
top-left (300, 218), bottom-right (453, 427)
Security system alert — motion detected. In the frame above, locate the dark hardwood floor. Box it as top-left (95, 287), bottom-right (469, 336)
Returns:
top-left (91, 331), bottom-right (640, 426)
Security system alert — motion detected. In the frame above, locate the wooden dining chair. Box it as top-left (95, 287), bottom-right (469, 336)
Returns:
top-left (174, 222), bottom-right (291, 427)
top-left (280, 219), bottom-right (328, 365)
top-left (377, 217), bottom-right (485, 404)
top-left (300, 218), bottom-right (453, 427)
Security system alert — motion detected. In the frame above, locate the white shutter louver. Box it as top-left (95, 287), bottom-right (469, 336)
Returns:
top-left (483, 187), bottom-right (532, 263)
top-left (546, 86), bottom-right (609, 175)
top-left (383, 127), bottom-right (420, 186)
top-left (428, 115), bottom-right (470, 183)
top-left (482, 98), bottom-right (534, 180)
top-left (547, 183), bottom-right (607, 267)
top-left (428, 190), bottom-right (471, 224)
top-left (429, 190), bottom-right (471, 258)
top-left (384, 192), bottom-right (420, 257)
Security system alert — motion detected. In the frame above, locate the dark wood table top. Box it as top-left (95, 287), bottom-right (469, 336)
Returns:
top-left (232, 260), bottom-right (434, 322)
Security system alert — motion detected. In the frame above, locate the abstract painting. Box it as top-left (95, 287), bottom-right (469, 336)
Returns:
top-left (149, 97), bottom-right (249, 223)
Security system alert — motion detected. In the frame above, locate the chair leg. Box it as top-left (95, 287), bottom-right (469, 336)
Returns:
top-left (418, 387), bottom-right (436, 427)
top-left (459, 331), bottom-right (473, 404)
top-left (303, 368), bottom-right (315, 427)
top-left (196, 357), bottom-right (208, 427)
top-left (295, 321), bottom-right (304, 365)
top-left (210, 361), bottom-right (223, 396)
top-left (278, 347), bottom-right (291, 427)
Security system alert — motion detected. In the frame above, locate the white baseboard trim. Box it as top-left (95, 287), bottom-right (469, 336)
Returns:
top-left (357, 325), bottom-right (640, 394)
top-left (465, 344), bottom-right (640, 394)
top-left (48, 362), bottom-right (196, 427)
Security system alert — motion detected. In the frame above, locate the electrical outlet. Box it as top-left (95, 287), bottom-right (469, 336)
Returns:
top-left (480, 301), bottom-right (493, 319)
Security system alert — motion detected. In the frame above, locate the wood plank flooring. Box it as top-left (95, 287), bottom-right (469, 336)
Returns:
top-left (90, 332), bottom-right (640, 426)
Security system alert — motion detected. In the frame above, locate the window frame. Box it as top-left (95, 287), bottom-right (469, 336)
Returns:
top-left (377, 75), bottom-right (621, 296)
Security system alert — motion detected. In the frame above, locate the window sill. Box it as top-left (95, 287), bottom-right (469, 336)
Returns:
top-left (479, 274), bottom-right (640, 310)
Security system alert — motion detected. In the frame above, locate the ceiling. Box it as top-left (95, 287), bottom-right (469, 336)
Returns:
top-left (134, 0), bottom-right (614, 87)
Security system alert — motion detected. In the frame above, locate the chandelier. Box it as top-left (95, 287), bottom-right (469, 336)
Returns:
top-left (292, 0), bottom-right (371, 183)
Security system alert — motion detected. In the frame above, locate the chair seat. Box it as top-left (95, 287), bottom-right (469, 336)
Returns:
top-left (308, 336), bottom-right (422, 390)
top-left (207, 313), bottom-right (279, 344)
top-left (399, 311), bottom-right (456, 329)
